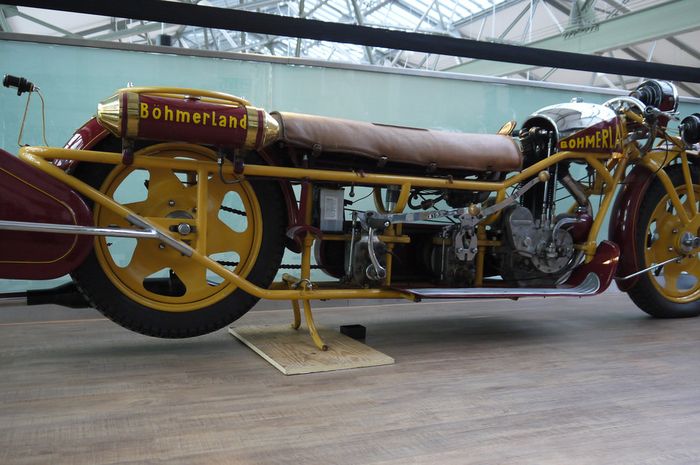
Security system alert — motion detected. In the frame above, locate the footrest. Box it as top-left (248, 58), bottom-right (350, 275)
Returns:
top-left (400, 272), bottom-right (601, 299)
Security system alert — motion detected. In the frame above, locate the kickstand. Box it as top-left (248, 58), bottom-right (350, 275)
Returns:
top-left (283, 274), bottom-right (328, 351)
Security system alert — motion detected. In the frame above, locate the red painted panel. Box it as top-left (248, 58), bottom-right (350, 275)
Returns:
top-left (558, 117), bottom-right (621, 153)
top-left (0, 149), bottom-right (93, 279)
top-left (54, 118), bottom-right (110, 171)
top-left (565, 240), bottom-right (619, 294)
top-left (133, 95), bottom-right (251, 147)
top-left (608, 166), bottom-right (655, 291)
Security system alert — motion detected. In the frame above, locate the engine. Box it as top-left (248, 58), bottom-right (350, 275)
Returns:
top-left (428, 226), bottom-right (476, 287)
top-left (499, 205), bottom-right (578, 285)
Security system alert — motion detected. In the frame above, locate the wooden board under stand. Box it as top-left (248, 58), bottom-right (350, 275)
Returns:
top-left (229, 324), bottom-right (395, 375)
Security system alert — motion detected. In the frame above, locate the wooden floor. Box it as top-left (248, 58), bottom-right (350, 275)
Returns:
top-left (2, 291), bottom-right (700, 465)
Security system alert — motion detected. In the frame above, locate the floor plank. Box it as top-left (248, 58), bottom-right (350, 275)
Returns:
top-left (1, 291), bottom-right (700, 465)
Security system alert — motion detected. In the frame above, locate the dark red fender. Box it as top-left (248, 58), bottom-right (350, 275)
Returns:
top-left (54, 118), bottom-right (110, 171)
top-left (58, 119), bottom-right (300, 251)
top-left (0, 149), bottom-right (93, 279)
top-left (565, 240), bottom-right (620, 293)
top-left (608, 165), bottom-right (656, 291)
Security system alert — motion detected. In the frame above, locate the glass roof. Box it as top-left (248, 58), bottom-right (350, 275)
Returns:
top-left (0, 0), bottom-right (698, 96)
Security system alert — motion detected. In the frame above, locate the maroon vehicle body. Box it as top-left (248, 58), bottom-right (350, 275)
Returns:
top-left (0, 148), bottom-right (93, 279)
top-left (608, 164), bottom-right (657, 291)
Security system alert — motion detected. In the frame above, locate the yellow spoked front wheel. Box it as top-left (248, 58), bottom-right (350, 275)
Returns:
top-left (71, 142), bottom-right (285, 337)
top-left (628, 165), bottom-right (700, 318)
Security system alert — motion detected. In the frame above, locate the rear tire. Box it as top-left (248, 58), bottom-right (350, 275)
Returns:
top-left (71, 141), bottom-right (285, 337)
top-left (627, 165), bottom-right (700, 318)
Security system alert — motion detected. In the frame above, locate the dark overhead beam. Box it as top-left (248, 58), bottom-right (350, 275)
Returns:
top-left (667, 37), bottom-right (700, 62)
top-left (4, 0), bottom-right (700, 83)
top-left (543, 0), bottom-right (569, 16)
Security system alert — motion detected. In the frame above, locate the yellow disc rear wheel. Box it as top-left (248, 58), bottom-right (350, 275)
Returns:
top-left (627, 165), bottom-right (700, 318)
top-left (71, 141), bottom-right (285, 337)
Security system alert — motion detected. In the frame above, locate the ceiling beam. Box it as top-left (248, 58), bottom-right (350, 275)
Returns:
top-left (4, 0), bottom-right (700, 83)
top-left (91, 22), bottom-right (163, 41)
top-left (450, 0), bottom-right (527, 29)
top-left (14, 10), bottom-right (81, 37)
top-left (498, 1), bottom-right (533, 40)
top-left (447, 0), bottom-right (700, 77)
top-left (348, 0), bottom-right (374, 64)
top-left (667, 37), bottom-right (700, 62)
top-left (0, 8), bottom-right (11, 32)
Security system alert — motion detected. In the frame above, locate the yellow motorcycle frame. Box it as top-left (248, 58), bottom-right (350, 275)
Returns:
top-left (13, 85), bottom-right (700, 349)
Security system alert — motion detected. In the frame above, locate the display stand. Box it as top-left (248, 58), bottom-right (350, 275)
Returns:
top-left (229, 324), bottom-right (394, 375)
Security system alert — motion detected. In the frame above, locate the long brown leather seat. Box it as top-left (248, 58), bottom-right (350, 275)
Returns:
top-left (272, 112), bottom-right (523, 172)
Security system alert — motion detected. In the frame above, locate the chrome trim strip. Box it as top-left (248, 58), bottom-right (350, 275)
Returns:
top-left (405, 272), bottom-right (600, 298)
top-left (2, 32), bottom-right (699, 104)
top-left (0, 219), bottom-right (158, 239)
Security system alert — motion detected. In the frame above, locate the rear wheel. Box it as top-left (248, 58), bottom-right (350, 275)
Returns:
top-left (71, 142), bottom-right (285, 337)
top-left (627, 165), bottom-right (700, 318)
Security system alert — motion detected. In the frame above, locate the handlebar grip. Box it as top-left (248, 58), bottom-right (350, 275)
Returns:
top-left (2, 74), bottom-right (35, 95)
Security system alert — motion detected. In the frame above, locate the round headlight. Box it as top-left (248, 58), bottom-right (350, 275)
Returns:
top-left (630, 80), bottom-right (679, 113)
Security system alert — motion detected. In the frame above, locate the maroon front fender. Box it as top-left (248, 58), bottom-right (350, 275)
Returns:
top-left (608, 165), bottom-right (656, 291)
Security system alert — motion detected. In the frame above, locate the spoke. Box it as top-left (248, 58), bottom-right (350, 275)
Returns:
top-left (99, 200), bottom-right (149, 228)
top-left (97, 206), bottom-right (130, 228)
top-left (649, 238), bottom-right (674, 263)
top-left (123, 240), bottom-right (179, 287)
top-left (206, 218), bottom-right (252, 255)
top-left (206, 177), bottom-right (231, 207)
top-left (651, 210), bottom-right (674, 229)
top-left (170, 261), bottom-right (208, 295)
top-left (146, 167), bottom-right (188, 201)
top-left (121, 200), bottom-right (148, 216)
top-left (661, 264), bottom-right (681, 294)
top-left (684, 257), bottom-right (700, 277)
top-left (683, 193), bottom-right (699, 218)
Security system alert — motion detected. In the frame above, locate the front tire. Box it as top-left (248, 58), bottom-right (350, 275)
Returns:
top-left (71, 142), bottom-right (285, 337)
top-left (627, 164), bottom-right (700, 318)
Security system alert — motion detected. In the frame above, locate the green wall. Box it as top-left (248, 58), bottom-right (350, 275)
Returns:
top-left (1, 38), bottom-right (699, 292)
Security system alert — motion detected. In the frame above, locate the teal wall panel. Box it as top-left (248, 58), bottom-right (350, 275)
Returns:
top-left (1, 39), bottom-right (699, 292)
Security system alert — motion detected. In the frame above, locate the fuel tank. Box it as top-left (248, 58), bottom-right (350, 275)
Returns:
top-left (96, 90), bottom-right (280, 150)
top-left (523, 102), bottom-right (621, 153)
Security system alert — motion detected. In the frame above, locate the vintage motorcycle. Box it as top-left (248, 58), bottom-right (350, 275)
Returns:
top-left (1, 74), bottom-right (699, 349)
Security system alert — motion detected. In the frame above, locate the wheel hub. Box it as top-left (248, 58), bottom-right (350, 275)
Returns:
top-left (679, 232), bottom-right (700, 254)
top-left (176, 223), bottom-right (193, 235)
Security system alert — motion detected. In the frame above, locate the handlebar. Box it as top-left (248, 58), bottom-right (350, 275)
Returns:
top-left (603, 96), bottom-right (646, 114)
top-left (2, 74), bottom-right (35, 95)
top-left (643, 105), bottom-right (679, 122)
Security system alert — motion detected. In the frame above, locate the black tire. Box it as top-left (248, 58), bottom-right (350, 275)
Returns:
top-left (71, 141), bottom-right (285, 337)
top-left (627, 164), bottom-right (700, 318)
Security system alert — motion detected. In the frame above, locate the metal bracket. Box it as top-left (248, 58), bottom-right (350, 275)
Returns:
top-left (365, 226), bottom-right (387, 280)
top-left (618, 256), bottom-right (681, 281)
top-left (357, 171), bottom-right (548, 230)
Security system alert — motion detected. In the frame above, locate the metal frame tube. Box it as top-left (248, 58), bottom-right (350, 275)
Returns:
top-left (0, 219), bottom-right (158, 239)
top-left (12, 135), bottom-right (647, 300)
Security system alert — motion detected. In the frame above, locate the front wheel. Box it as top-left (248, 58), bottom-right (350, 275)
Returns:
top-left (627, 164), bottom-right (700, 318)
top-left (71, 142), bottom-right (285, 337)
